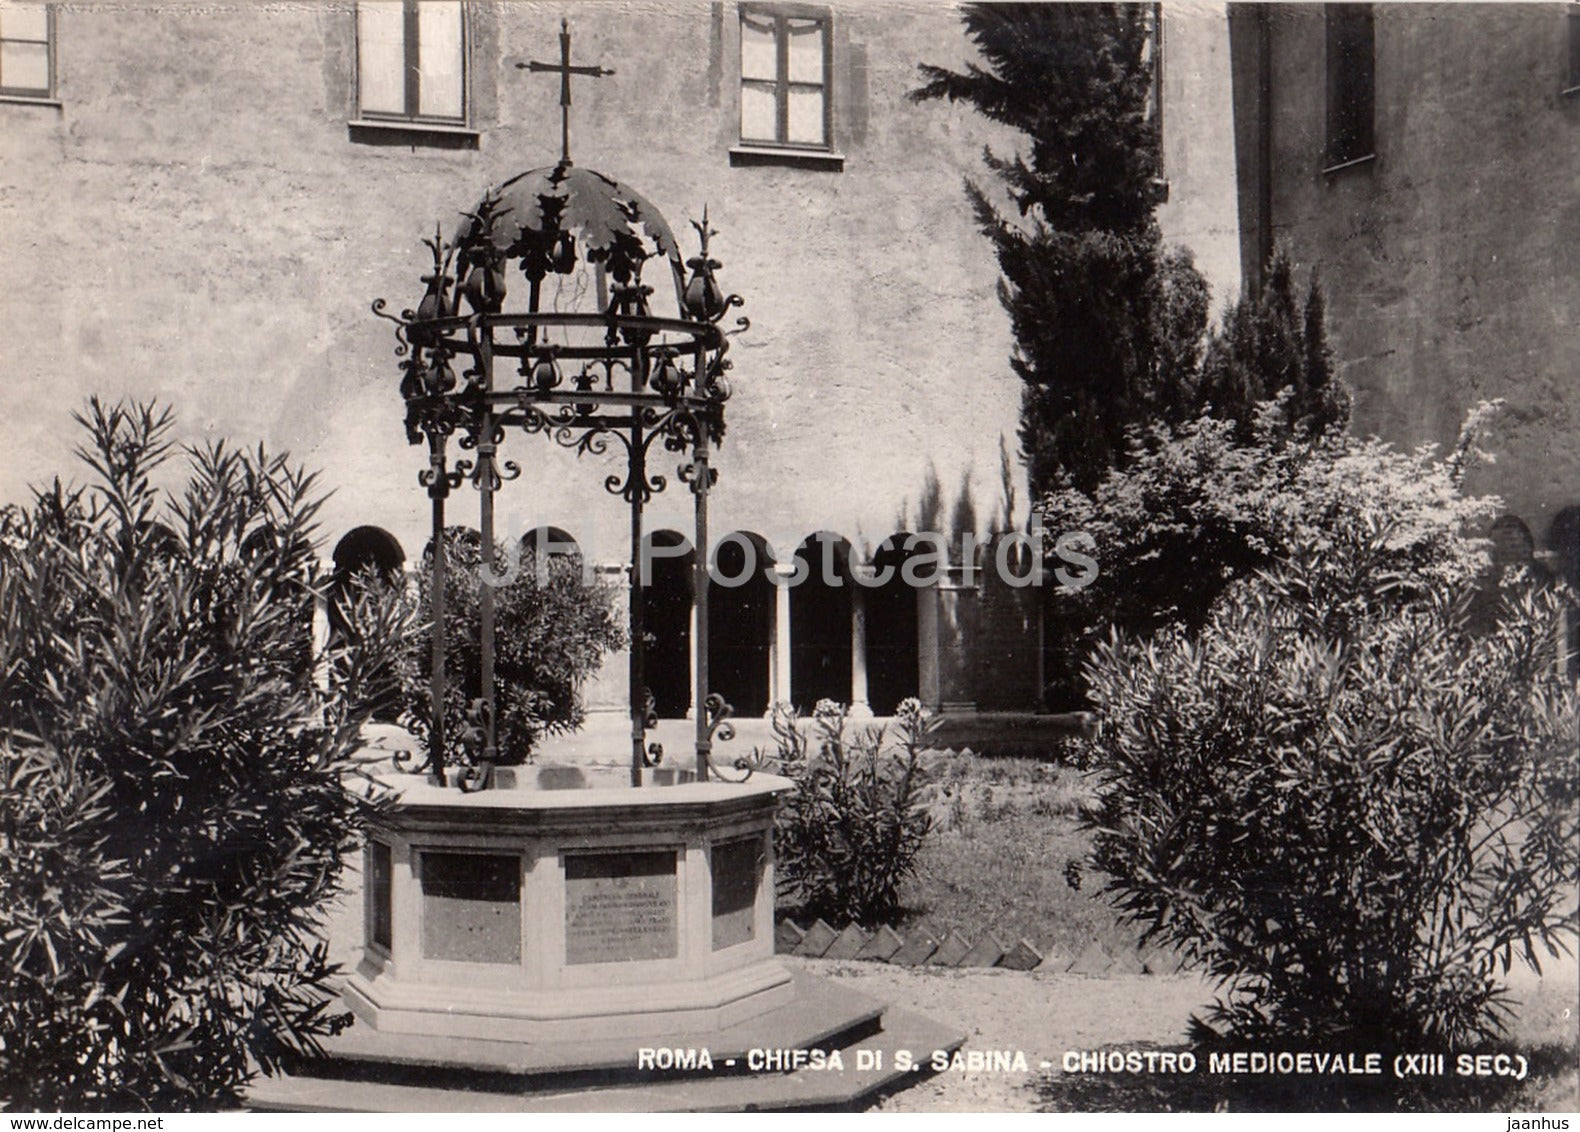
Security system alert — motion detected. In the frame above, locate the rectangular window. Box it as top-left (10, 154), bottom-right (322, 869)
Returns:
top-left (357, 0), bottom-right (466, 124)
top-left (739, 3), bottom-right (831, 150)
top-left (0, 2), bottom-right (54, 100)
top-left (1144, 2), bottom-right (1163, 134)
top-left (1325, 3), bottom-right (1375, 168)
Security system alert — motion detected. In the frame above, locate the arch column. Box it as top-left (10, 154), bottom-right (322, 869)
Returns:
top-left (769, 563), bottom-right (794, 716)
top-left (686, 602), bottom-right (699, 721)
top-left (918, 584), bottom-right (941, 712)
top-left (312, 556), bottom-right (333, 692)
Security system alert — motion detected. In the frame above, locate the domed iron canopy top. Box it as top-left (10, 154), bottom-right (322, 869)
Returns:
top-left (381, 158), bottom-right (744, 452)
top-left (470, 161), bottom-right (683, 293)
top-left (374, 159), bottom-right (749, 794)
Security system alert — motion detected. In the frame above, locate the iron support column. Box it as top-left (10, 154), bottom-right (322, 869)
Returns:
top-left (427, 430), bottom-right (449, 786)
top-left (630, 421), bottom-right (647, 787)
top-left (477, 331), bottom-right (499, 765)
top-left (693, 429), bottom-right (712, 782)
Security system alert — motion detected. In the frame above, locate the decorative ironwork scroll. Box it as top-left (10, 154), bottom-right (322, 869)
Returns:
top-left (376, 152), bottom-right (744, 788)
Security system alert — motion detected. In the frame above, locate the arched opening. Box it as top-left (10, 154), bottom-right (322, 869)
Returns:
top-left (519, 525), bottom-right (583, 584)
top-left (709, 531), bottom-right (774, 717)
top-left (865, 533), bottom-right (921, 716)
top-left (421, 524), bottom-right (481, 561)
top-left (330, 525), bottom-right (407, 721)
top-left (333, 524), bottom-right (407, 581)
top-left (521, 525), bottom-right (581, 559)
top-left (1489, 514), bottom-right (1536, 576)
top-left (1470, 513), bottom-right (1540, 632)
top-left (790, 532), bottom-right (852, 712)
top-left (642, 529), bottom-right (693, 719)
top-left (241, 523), bottom-right (316, 675)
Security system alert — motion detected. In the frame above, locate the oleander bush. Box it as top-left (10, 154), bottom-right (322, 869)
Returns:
top-left (1038, 396), bottom-right (1504, 706)
top-left (398, 531), bottom-right (625, 767)
top-left (1081, 529), bottom-right (1579, 1049)
top-left (0, 400), bottom-right (410, 1110)
top-left (769, 698), bottom-right (936, 926)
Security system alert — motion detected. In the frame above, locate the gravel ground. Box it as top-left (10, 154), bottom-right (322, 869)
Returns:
top-left (316, 881), bottom-right (1576, 1113)
top-left (794, 958), bottom-right (1218, 1112)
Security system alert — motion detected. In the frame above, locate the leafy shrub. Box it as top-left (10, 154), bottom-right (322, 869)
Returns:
top-left (1081, 533), bottom-right (1578, 1049)
top-left (768, 699), bottom-right (936, 926)
top-left (1038, 397), bottom-right (1503, 705)
top-left (0, 400), bottom-right (408, 1109)
top-left (399, 531), bottom-right (625, 766)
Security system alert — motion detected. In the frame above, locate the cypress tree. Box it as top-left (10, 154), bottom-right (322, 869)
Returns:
top-left (1195, 249), bottom-right (1350, 436)
top-left (913, 3), bottom-right (1209, 495)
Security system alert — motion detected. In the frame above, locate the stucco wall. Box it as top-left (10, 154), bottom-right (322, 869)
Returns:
top-left (0, 2), bottom-right (1247, 716)
top-left (1, 1), bottom-right (1240, 565)
top-left (1156, 0), bottom-right (1243, 314)
top-left (1243, 3), bottom-right (1580, 563)
top-left (0, 0), bottom-right (1024, 567)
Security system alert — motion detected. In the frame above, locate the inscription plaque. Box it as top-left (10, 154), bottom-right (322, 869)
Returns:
top-left (564, 850), bottom-right (678, 964)
top-left (711, 836), bottom-right (761, 951)
top-left (369, 841), bottom-right (393, 950)
top-left (420, 851), bottom-right (521, 964)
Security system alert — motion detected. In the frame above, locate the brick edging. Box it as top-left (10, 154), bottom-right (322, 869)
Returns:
top-left (775, 917), bottom-right (1187, 975)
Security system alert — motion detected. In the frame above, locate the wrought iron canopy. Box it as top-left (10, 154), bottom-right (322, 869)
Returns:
top-left (374, 154), bottom-right (747, 790)
top-left (379, 158), bottom-right (744, 487)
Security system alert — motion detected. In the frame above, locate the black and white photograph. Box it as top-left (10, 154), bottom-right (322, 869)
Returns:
top-left (0, 0), bottom-right (1576, 1117)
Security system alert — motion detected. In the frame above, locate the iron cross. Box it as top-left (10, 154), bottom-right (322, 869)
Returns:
top-left (517, 19), bottom-right (615, 164)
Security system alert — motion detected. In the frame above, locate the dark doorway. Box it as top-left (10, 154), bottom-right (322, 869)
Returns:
top-left (789, 533), bottom-right (852, 712)
top-left (865, 534), bottom-right (920, 715)
top-left (1548, 505), bottom-right (1580, 680)
top-left (642, 530), bottom-right (693, 719)
top-left (519, 526), bottom-right (582, 586)
top-left (330, 526), bottom-right (406, 721)
top-left (1547, 506), bottom-right (1580, 592)
top-left (521, 525), bottom-right (580, 559)
top-left (708, 531), bottom-right (773, 716)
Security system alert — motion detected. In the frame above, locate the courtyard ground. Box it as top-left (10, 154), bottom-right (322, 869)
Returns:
top-left (815, 958), bottom-right (1579, 1112)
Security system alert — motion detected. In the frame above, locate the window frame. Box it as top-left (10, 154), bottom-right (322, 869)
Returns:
top-left (0, 2), bottom-right (56, 102)
top-left (1144, 2), bottom-right (1163, 138)
top-left (1323, 2), bottom-right (1376, 172)
top-left (354, 0), bottom-right (469, 128)
top-left (1143, 2), bottom-right (1169, 202)
top-left (1564, 2), bottom-right (1580, 96)
top-left (737, 1), bottom-right (833, 153)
